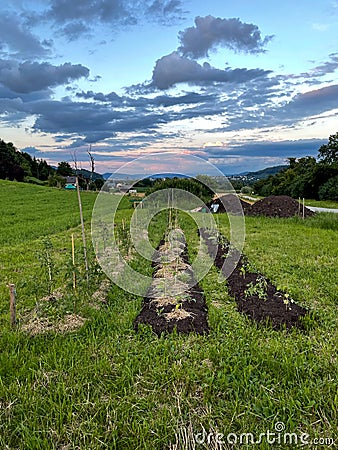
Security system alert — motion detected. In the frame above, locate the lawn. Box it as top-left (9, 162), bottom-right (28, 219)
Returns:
top-left (0, 180), bottom-right (337, 449)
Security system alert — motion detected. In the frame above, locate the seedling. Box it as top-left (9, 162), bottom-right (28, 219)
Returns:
top-left (245, 276), bottom-right (268, 300)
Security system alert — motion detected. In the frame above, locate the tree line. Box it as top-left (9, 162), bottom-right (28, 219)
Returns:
top-left (0, 139), bottom-right (54, 182)
top-left (253, 132), bottom-right (338, 200)
top-left (0, 139), bottom-right (104, 190)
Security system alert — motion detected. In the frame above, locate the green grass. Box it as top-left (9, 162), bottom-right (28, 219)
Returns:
top-left (0, 181), bottom-right (337, 449)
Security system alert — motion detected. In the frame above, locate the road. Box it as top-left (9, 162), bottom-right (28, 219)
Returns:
top-left (307, 206), bottom-right (338, 214)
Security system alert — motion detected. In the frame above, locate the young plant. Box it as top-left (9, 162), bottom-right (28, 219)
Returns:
top-left (245, 276), bottom-right (268, 300)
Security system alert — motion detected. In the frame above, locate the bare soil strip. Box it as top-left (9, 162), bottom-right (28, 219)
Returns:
top-left (200, 228), bottom-right (308, 329)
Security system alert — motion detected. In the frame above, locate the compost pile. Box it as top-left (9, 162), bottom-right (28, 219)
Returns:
top-left (246, 195), bottom-right (315, 218)
top-left (208, 194), bottom-right (251, 215)
top-left (134, 229), bottom-right (209, 335)
top-left (200, 228), bottom-right (308, 329)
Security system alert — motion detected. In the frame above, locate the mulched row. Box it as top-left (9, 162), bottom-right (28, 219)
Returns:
top-left (200, 228), bottom-right (308, 329)
top-left (134, 232), bottom-right (209, 336)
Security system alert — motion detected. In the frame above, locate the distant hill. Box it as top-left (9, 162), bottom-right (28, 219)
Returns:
top-left (76, 168), bottom-right (103, 180)
top-left (102, 166), bottom-right (288, 182)
top-left (102, 172), bottom-right (189, 180)
top-left (229, 165), bottom-right (288, 183)
top-left (245, 165), bottom-right (288, 179)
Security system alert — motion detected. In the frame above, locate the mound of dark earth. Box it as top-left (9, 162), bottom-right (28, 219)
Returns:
top-left (208, 194), bottom-right (251, 215)
top-left (247, 195), bottom-right (315, 218)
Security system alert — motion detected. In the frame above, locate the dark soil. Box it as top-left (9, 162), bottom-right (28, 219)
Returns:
top-left (134, 284), bottom-right (209, 336)
top-left (208, 194), bottom-right (251, 215)
top-left (246, 195), bottom-right (315, 218)
top-left (200, 229), bottom-right (308, 330)
top-left (134, 236), bottom-right (209, 336)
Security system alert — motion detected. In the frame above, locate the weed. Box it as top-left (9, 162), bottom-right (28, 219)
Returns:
top-left (245, 276), bottom-right (268, 300)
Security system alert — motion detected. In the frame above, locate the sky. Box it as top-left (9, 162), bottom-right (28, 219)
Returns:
top-left (0, 0), bottom-right (337, 175)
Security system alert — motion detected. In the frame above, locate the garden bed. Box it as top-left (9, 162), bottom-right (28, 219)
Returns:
top-left (134, 229), bottom-right (209, 335)
top-left (200, 228), bottom-right (308, 329)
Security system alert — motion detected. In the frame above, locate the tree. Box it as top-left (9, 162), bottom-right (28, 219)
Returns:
top-left (57, 161), bottom-right (74, 176)
top-left (146, 177), bottom-right (214, 205)
top-left (48, 174), bottom-right (66, 188)
top-left (318, 176), bottom-right (338, 200)
top-left (318, 132), bottom-right (338, 166)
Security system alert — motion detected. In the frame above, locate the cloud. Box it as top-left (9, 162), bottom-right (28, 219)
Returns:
top-left (146, 0), bottom-right (186, 24)
top-left (0, 12), bottom-right (51, 59)
top-left (59, 21), bottom-right (92, 41)
top-left (311, 53), bottom-right (338, 77)
top-left (20, 97), bottom-right (169, 144)
top-left (76, 89), bottom-right (215, 107)
top-left (178, 15), bottom-right (273, 58)
top-left (0, 60), bottom-right (89, 93)
top-left (285, 84), bottom-right (338, 116)
top-left (76, 90), bottom-right (123, 104)
top-left (205, 139), bottom-right (325, 158)
top-left (47, 0), bottom-right (127, 24)
top-left (41, 0), bottom-right (186, 39)
top-left (151, 52), bottom-right (271, 89)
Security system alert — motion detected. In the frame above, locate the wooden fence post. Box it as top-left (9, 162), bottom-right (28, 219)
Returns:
top-left (9, 284), bottom-right (16, 327)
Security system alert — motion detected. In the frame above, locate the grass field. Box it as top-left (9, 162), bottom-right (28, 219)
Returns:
top-left (0, 180), bottom-right (337, 449)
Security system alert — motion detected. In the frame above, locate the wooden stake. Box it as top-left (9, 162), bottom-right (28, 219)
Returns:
top-left (76, 176), bottom-right (89, 282)
top-left (302, 198), bottom-right (305, 220)
top-left (71, 233), bottom-right (76, 291)
top-left (9, 284), bottom-right (16, 327)
top-left (298, 197), bottom-right (301, 216)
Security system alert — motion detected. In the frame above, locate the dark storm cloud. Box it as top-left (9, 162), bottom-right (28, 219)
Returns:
top-left (178, 15), bottom-right (273, 59)
top-left (151, 52), bottom-right (271, 89)
top-left (0, 60), bottom-right (89, 93)
top-left (0, 12), bottom-right (51, 58)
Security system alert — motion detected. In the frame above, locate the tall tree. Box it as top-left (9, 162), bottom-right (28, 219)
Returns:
top-left (318, 132), bottom-right (338, 166)
top-left (57, 161), bottom-right (74, 176)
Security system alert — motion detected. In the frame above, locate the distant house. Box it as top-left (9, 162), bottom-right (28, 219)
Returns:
top-left (64, 176), bottom-right (77, 190)
top-left (117, 183), bottom-right (135, 194)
